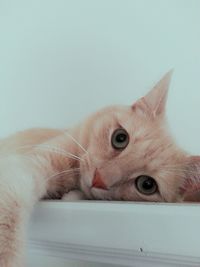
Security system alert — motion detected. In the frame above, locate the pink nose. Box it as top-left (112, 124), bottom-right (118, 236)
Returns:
top-left (92, 169), bottom-right (107, 190)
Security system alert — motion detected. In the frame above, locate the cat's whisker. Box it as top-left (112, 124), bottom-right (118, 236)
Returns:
top-left (15, 140), bottom-right (87, 163)
top-left (62, 130), bottom-right (96, 164)
top-left (45, 167), bottom-right (81, 182)
top-left (20, 144), bottom-right (84, 162)
top-left (64, 130), bottom-right (89, 155)
top-left (38, 145), bottom-right (84, 161)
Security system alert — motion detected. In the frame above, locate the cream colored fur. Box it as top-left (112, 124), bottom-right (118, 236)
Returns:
top-left (0, 71), bottom-right (199, 266)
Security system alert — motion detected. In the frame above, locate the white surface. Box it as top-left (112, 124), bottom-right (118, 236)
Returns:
top-left (28, 254), bottom-right (115, 267)
top-left (28, 201), bottom-right (200, 267)
top-left (0, 0), bottom-right (200, 154)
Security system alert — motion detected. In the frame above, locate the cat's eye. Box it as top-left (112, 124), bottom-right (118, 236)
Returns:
top-left (111, 128), bottom-right (129, 150)
top-left (135, 175), bottom-right (157, 195)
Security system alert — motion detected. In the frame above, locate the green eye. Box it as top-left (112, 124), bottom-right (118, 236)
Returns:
top-left (111, 128), bottom-right (129, 150)
top-left (135, 175), bottom-right (158, 195)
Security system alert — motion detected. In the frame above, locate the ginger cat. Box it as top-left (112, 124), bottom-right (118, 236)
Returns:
top-left (0, 71), bottom-right (199, 266)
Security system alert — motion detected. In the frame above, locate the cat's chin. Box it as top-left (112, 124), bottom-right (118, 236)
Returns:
top-left (90, 187), bottom-right (110, 200)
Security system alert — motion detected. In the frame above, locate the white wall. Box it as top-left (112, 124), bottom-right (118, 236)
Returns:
top-left (0, 0), bottom-right (199, 154)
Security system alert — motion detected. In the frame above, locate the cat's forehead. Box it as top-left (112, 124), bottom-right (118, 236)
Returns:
top-left (91, 105), bottom-right (131, 127)
top-left (94, 105), bottom-right (136, 124)
top-left (92, 104), bottom-right (164, 137)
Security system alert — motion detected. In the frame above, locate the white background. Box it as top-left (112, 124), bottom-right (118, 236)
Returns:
top-left (0, 0), bottom-right (199, 154)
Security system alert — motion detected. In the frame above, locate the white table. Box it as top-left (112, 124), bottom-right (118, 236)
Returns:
top-left (28, 201), bottom-right (200, 267)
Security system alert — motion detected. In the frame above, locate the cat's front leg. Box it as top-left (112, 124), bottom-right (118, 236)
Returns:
top-left (0, 203), bottom-right (25, 267)
top-left (0, 155), bottom-right (39, 267)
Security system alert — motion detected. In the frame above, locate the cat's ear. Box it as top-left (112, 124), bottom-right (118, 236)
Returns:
top-left (132, 70), bottom-right (173, 118)
top-left (179, 156), bottom-right (200, 200)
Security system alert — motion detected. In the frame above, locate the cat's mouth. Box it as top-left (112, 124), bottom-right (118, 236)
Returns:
top-left (80, 155), bottom-right (110, 199)
top-left (88, 169), bottom-right (111, 200)
top-left (80, 167), bottom-right (110, 200)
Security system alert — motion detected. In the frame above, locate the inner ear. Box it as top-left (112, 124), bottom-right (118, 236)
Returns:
top-left (132, 70), bottom-right (173, 118)
top-left (179, 156), bottom-right (200, 200)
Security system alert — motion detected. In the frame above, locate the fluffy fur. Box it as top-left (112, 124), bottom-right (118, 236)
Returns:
top-left (0, 71), bottom-right (199, 266)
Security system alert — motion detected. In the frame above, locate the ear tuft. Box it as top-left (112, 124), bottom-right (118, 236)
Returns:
top-left (132, 70), bottom-right (173, 118)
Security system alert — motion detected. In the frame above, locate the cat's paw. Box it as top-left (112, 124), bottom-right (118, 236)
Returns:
top-left (62, 190), bottom-right (86, 201)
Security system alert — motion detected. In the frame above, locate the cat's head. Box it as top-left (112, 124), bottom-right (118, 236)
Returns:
top-left (78, 71), bottom-right (200, 202)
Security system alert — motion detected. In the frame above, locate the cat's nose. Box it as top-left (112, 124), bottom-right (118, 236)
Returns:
top-left (92, 169), bottom-right (108, 190)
